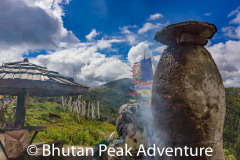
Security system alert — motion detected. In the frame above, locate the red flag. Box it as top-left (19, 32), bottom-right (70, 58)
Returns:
top-left (129, 92), bottom-right (135, 96)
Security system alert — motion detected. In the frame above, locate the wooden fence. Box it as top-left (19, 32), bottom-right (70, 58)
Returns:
top-left (62, 96), bottom-right (100, 121)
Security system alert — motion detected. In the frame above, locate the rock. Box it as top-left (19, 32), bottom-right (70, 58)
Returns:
top-left (154, 21), bottom-right (217, 46)
top-left (151, 21), bottom-right (226, 160)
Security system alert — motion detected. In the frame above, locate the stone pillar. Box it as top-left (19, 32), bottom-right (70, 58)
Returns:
top-left (152, 21), bottom-right (226, 160)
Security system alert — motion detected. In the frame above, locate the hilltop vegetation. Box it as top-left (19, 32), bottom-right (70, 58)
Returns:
top-left (224, 88), bottom-right (240, 159)
top-left (25, 98), bottom-right (116, 146)
top-left (81, 78), bottom-right (132, 125)
top-left (23, 78), bottom-right (239, 159)
top-left (24, 79), bottom-right (132, 145)
top-left (85, 79), bottom-right (240, 159)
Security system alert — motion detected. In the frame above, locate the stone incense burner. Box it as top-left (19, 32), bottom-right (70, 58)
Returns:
top-left (151, 21), bottom-right (226, 160)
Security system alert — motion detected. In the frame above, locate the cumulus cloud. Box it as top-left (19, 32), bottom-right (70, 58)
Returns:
top-left (147, 13), bottom-right (164, 20)
top-left (0, 0), bottom-right (78, 58)
top-left (0, 0), bottom-right (77, 63)
top-left (0, 0), bottom-right (130, 86)
top-left (30, 36), bottom-right (127, 87)
top-left (204, 13), bottom-right (212, 16)
top-left (0, 0), bottom-right (60, 48)
top-left (120, 21), bottom-right (168, 45)
top-left (228, 6), bottom-right (240, 23)
top-left (127, 42), bottom-right (160, 73)
top-left (86, 29), bottom-right (100, 41)
top-left (124, 34), bottom-right (136, 45)
top-left (119, 25), bottom-right (137, 34)
top-left (127, 42), bottom-right (152, 65)
top-left (138, 22), bottom-right (169, 34)
top-left (206, 7), bottom-right (240, 87)
top-left (153, 45), bottom-right (167, 53)
top-left (96, 39), bottom-right (124, 50)
top-left (222, 6), bottom-right (240, 39)
top-left (207, 40), bottom-right (240, 87)
top-left (31, 46), bottom-right (130, 87)
top-left (221, 26), bottom-right (239, 39)
top-left (0, 44), bottom-right (28, 62)
top-left (119, 25), bottom-right (138, 45)
top-left (22, 0), bottom-right (70, 19)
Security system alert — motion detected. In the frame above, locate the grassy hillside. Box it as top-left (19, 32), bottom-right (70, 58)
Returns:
top-left (24, 79), bottom-right (132, 145)
top-left (25, 98), bottom-right (116, 146)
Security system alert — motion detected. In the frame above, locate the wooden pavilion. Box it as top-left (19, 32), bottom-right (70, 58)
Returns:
top-left (0, 58), bottom-right (89, 127)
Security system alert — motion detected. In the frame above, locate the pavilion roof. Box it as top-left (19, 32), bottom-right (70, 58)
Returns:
top-left (0, 59), bottom-right (89, 96)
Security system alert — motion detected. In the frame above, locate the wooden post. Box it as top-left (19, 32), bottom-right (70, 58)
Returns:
top-left (66, 97), bottom-right (72, 110)
top-left (97, 101), bottom-right (100, 119)
top-left (88, 102), bottom-right (90, 117)
top-left (15, 92), bottom-right (27, 128)
top-left (83, 101), bottom-right (86, 116)
top-left (74, 101), bottom-right (78, 114)
top-left (81, 101), bottom-right (83, 116)
top-left (62, 96), bottom-right (65, 109)
top-left (91, 103), bottom-right (95, 119)
top-left (68, 97), bottom-right (72, 112)
top-left (78, 100), bottom-right (81, 115)
top-left (82, 101), bottom-right (85, 116)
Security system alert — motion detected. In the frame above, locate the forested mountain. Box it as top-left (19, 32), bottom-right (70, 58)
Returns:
top-left (224, 88), bottom-right (240, 159)
top-left (84, 79), bottom-right (240, 159)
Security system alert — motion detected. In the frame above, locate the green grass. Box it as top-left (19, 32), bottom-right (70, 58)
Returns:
top-left (25, 100), bottom-right (116, 146)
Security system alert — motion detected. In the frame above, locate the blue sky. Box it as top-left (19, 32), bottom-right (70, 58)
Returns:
top-left (0, 0), bottom-right (240, 87)
top-left (61, 0), bottom-right (240, 63)
top-left (63, 0), bottom-right (238, 42)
